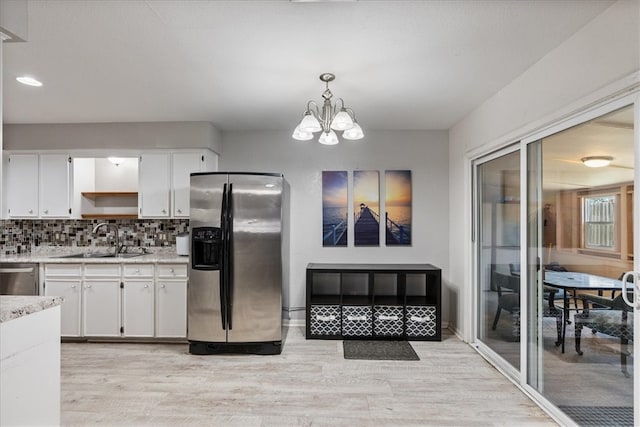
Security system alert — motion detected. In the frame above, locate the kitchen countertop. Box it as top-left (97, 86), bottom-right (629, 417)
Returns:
top-left (0, 295), bottom-right (64, 323)
top-left (0, 248), bottom-right (189, 264)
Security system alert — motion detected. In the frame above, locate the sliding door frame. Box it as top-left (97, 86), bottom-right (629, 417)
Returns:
top-left (469, 89), bottom-right (639, 426)
top-left (471, 143), bottom-right (523, 382)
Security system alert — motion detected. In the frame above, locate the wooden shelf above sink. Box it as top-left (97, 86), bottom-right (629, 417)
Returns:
top-left (81, 192), bottom-right (138, 200)
top-left (80, 214), bottom-right (138, 219)
top-left (81, 192), bottom-right (138, 219)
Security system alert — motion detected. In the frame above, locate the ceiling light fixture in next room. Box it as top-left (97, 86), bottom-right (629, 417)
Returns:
top-left (16, 76), bottom-right (43, 87)
top-left (581, 156), bottom-right (613, 168)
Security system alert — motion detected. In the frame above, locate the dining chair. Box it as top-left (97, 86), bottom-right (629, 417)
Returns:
top-left (574, 292), bottom-right (634, 377)
top-left (491, 271), bottom-right (563, 345)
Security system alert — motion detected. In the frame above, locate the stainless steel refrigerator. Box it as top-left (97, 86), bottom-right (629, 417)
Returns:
top-left (188, 172), bottom-right (284, 355)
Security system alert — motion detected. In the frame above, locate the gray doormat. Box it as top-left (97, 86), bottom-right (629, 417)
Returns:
top-left (343, 340), bottom-right (419, 361)
top-left (559, 406), bottom-right (633, 426)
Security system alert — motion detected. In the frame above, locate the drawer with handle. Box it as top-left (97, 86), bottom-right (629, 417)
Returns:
top-left (123, 264), bottom-right (154, 278)
top-left (157, 264), bottom-right (188, 278)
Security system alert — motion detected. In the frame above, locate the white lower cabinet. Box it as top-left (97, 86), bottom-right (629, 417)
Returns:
top-left (123, 264), bottom-right (155, 337)
top-left (44, 279), bottom-right (82, 337)
top-left (44, 262), bottom-right (187, 340)
top-left (156, 280), bottom-right (187, 338)
top-left (43, 264), bottom-right (83, 337)
top-left (156, 263), bottom-right (188, 338)
top-left (83, 279), bottom-right (121, 337)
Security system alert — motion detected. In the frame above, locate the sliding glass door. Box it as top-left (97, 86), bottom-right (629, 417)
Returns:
top-left (475, 147), bottom-right (521, 373)
top-left (525, 103), bottom-right (636, 426)
top-left (474, 97), bottom-right (638, 425)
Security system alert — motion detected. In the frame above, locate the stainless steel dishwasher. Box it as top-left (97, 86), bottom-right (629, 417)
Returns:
top-left (0, 263), bottom-right (39, 295)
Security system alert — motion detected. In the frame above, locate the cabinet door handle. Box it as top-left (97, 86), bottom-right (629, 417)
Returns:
top-left (410, 315), bottom-right (431, 323)
top-left (144, 284), bottom-right (149, 288)
top-left (378, 314), bottom-right (399, 321)
top-left (28, 209), bottom-right (33, 214)
top-left (71, 285), bottom-right (76, 289)
top-left (177, 209), bottom-right (182, 214)
top-left (346, 315), bottom-right (368, 322)
top-left (170, 268), bottom-right (174, 273)
top-left (85, 284), bottom-right (92, 289)
top-left (316, 315), bottom-right (336, 322)
top-left (160, 284), bottom-right (166, 289)
top-left (44, 209), bottom-right (49, 214)
top-left (162, 209), bottom-right (167, 214)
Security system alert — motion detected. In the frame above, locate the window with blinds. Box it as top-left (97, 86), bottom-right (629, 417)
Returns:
top-left (582, 195), bottom-right (616, 250)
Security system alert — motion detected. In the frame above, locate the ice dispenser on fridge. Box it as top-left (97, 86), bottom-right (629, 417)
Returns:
top-left (191, 227), bottom-right (221, 270)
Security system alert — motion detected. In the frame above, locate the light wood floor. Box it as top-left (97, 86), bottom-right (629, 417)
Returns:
top-left (61, 327), bottom-right (556, 426)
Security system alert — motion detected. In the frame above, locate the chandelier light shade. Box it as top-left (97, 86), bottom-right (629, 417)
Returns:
top-left (342, 122), bottom-right (364, 140)
top-left (581, 156), bottom-right (613, 168)
top-left (292, 73), bottom-right (364, 144)
top-left (318, 130), bottom-right (339, 145)
top-left (292, 125), bottom-right (314, 140)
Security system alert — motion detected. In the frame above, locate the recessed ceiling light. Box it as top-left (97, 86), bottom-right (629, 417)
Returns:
top-left (16, 76), bottom-right (43, 87)
top-left (581, 156), bottom-right (613, 168)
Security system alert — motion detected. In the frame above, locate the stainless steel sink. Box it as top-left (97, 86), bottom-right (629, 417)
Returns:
top-left (55, 252), bottom-right (112, 259)
top-left (112, 253), bottom-right (146, 258)
top-left (53, 252), bottom-right (146, 259)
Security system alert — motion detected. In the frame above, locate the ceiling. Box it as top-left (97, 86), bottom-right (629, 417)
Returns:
top-left (2, 0), bottom-right (615, 131)
top-left (543, 106), bottom-right (635, 191)
top-left (482, 107), bottom-right (634, 193)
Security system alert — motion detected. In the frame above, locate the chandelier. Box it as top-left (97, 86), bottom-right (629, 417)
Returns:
top-left (292, 73), bottom-right (364, 145)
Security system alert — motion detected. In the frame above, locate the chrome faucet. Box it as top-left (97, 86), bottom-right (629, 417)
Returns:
top-left (92, 222), bottom-right (122, 254)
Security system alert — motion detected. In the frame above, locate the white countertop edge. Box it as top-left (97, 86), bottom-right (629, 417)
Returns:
top-left (0, 252), bottom-right (189, 264)
top-left (0, 296), bottom-right (64, 323)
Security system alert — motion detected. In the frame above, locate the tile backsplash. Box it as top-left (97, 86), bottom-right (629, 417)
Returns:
top-left (0, 219), bottom-right (188, 254)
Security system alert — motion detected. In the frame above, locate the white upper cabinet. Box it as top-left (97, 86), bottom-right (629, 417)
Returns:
top-left (138, 153), bottom-right (171, 218)
top-left (40, 154), bottom-right (73, 218)
top-left (6, 154), bottom-right (39, 218)
top-left (172, 152), bottom-right (201, 218)
top-left (172, 151), bottom-right (217, 218)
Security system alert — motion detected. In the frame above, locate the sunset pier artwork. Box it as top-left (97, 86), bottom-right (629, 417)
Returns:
top-left (323, 213), bottom-right (347, 246)
top-left (353, 170), bottom-right (381, 246)
top-left (322, 171), bottom-right (349, 247)
top-left (322, 170), bottom-right (412, 247)
top-left (353, 205), bottom-right (401, 245)
top-left (385, 170), bottom-right (412, 246)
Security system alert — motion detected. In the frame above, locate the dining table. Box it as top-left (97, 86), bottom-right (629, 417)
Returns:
top-left (543, 270), bottom-right (625, 353)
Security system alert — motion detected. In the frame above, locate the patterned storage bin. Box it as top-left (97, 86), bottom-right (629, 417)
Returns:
top-left (342, 306), bottom-right (372, 337)
top-left (373, 305), bottom-right (404, 336)
top-left (405, 306), bottom-right (437, 338)
top-left (309, 305), bottom-right (341, 336)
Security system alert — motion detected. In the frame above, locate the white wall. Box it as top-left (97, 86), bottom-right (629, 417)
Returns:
top-left (94, 158), bottom-right (138, 192)
top-left (220, 130), bottom-right (450, 324)
top-left (3, 121), bottom-right (222, 154)
top-left (448, 0), bottom-right (640, 339)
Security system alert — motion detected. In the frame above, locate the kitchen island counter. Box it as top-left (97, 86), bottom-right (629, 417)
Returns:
top-left (0, 295), bottom-right (63, 426)
top-left (0, 295), bottom-right (63, 322)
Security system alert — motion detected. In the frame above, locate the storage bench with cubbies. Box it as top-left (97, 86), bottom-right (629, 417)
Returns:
top-left (305, 263), bottom-right (441, 341)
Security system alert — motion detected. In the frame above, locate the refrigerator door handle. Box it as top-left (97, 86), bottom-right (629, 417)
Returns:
top-left (227, 183), bottom-right (234, 330)
top-left (219, 183), bottom-right (228, 330)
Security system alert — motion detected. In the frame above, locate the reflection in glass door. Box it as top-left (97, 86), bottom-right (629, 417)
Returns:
top-left (476, 149), bottom-right (521, 371)
top-left (526, 105), bottom-right (635, 425)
